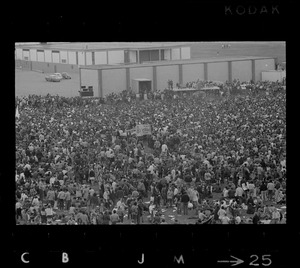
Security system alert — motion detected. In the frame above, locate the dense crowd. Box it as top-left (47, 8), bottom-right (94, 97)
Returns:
top-left (15, 79), bottom-right (286, 225)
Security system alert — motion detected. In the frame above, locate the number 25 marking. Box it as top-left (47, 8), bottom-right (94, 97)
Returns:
top-left (250, 255), bottom-right (272, 266)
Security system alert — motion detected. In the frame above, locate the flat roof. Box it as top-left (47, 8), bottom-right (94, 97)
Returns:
top-left (15, 42), bottom-right (191, 51)
top-left (80, 56), bottom-right (275, 70)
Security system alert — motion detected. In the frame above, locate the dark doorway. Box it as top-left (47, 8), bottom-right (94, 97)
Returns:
top-left (139, 81), bottom-right (151, 100)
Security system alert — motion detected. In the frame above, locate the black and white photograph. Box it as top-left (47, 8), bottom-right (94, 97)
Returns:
top-left (6, 1), bottom-right (297, 266)
top-left (15, 41), bottom-right (286, 226)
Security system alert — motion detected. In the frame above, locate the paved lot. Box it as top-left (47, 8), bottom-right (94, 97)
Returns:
top-left (15, 69), bottom-right (80, 97)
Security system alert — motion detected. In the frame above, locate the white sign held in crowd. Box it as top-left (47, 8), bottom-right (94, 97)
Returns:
top-left (136, 124), bottom-right (151, 136)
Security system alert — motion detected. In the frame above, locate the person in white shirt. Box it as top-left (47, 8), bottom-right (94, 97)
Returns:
top-left (218, 206), bottom-right (226, 220)
top-left (173, 187), bottom-right (179, 197)
top-left (272, 209), bottom-right (280, 224)
top-left (161, 143), bottom-right (168, 153)
top-left (45, 205), bottom-right (54, 219)
top-left (112, 181), bottom-right (117, 192)
top-left (21, 192), bottom-right (28, 202)
top-left (149, 202), bottom-right (156, 222)
top-left (49, 176), bottom-right (56, 186)
top-left (223, 187), bottom-right (229, 198)
top-left (221, 215), bottom-right (231, 224)
top-left (171, 169), bottom-right (176, 180)
top-left (32, 196), bottom-right (40, 208)
top-left (147, 164), bottom-right (155, 174)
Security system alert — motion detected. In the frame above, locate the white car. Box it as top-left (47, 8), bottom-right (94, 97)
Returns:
top-left (53, 73), bottom-right (63, 80)
top-left (45, 74), bottom-right (62, 82)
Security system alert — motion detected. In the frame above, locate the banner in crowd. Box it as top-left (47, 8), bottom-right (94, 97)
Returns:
top-left (136, 124), bottom-right (151, 136)
top-left (119, 128), bottom-right (136, 136)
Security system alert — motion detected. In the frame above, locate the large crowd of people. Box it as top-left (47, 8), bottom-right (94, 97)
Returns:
top-left (15, 78), bottom-right (286, 225)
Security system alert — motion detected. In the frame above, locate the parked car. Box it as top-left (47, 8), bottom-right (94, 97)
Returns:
top-left (45, 74), bottom-right (61, 82)
top-left (61, 72), bottom-right (71, 79)
top-left (53, 73), bottom-right (64, 80)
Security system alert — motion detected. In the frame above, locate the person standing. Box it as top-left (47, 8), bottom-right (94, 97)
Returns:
top-left (110, 209), bottom-right (120, 225)
top-left (131, 202), bottom-right (138, 224)
top-left (267, 180), bottom-right (275, 201)
top-left (260, 180), bottom-right (268, 203)
top-left (64, 189), bottom-right (71, 211)
top-left (57, 188), bottom-right (66, 210)
top-left (167, 187), bottom-right (174, 208)
top-left (137, 199), bottom-right (144, 224)
top-left (46, 187), bottom-right (55, 207)
top-left (181, 191), bottom-right (190, 216)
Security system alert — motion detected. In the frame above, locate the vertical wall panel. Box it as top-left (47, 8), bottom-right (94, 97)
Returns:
top-left (80, 69), bottom-right (99, 97)
top-left (37, 51), bottom-right (45, 62)
top-left (23, 50), bottom-right (30, 60)
top-left (255, 59), bottom-right (275, 81)
top-left (231, 60), bottom-right (252, 82)
top-left (16, 48), bottom-right (22, 60)
top-left (163, 49), bottom-right (171, 60)
top-left (86, 52), bottom-right (93, 65)
top-left (44, 50), bottom-right (52, 63)
top-left (207, 62), bottom-right (229, 82)
top-left (95, 51), bottom-right (107, 65)
top-left (60, 51), bottom-right (68, 64)
top-left (171, 48), bottom-right (180, 60)
top-left (129, 51), bottom-right (137, 63)
top-left (182, 63), bottom-right (205, 84)
top-left (108, 50), bottom-right (124, 64)
top-left (181, 47), bottom-right (191, 59)
top-left (150, 50), bottom-right (159, 61)
top-left (68, 51), bottom-right (77, 64)
top-left (78, 51), bottom-right (85, 65)
top-left (30, 49), bottom-right (37, 61)
top-left (139, 51), bottom-right (150, 63)
top-left (52, 52), bottom-right (60, 63)
top-left (102, 68), bottom-right (126, 96)
top-left (156, 65), bottom-right (179, 90)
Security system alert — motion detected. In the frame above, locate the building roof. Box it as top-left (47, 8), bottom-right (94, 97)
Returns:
top-left (15, 42), bottom-right (191, 51)
top-left (80, 56), bottom-right (275, 70)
